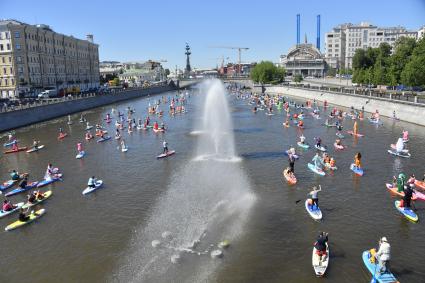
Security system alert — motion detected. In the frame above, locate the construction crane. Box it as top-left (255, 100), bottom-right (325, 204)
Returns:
top-left (209, 46), bottom-right (249, 76)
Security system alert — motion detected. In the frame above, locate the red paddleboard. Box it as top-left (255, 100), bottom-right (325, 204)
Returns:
top-left (4, 147), bottom-right (28, 154)
top-left (415, 180), bottom-right (425, 190)
top-left (58, 133), bottom-right (68, 139)
top-left (283, 169), bottom-right (297, 185)
top-left (386, 183), bottom-right (418, 200)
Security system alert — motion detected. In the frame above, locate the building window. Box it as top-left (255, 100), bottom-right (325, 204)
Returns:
top-left (18, 67), bottom-right (23, 74)
top-left (8, 57), bottom-right (11, 63)
top-left (17, 56), bottom-right (22, 62)
top-left (6, 44), bottom-right (10, 50)
top-left (4, 79), bottom-right (8, 85)
top-left (3, 68), bottom-right (6, 74)
top-left (0, 44), bottom-right (3, 51)
top-left (14, 31), bottom-right (20, 38)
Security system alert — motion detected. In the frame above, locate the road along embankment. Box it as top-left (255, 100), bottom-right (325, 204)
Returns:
top-left (263, 86), bottom-right (425, 127)
top-left (0, 85), bottom-right (175, 133)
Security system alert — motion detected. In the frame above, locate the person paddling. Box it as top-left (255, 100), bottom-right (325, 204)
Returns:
top-left (375, 237), bottom-right (391, 274)
top-left (18, 177), bottom-right (28, 189)
top-left (32, 140), bottom-right (40, 150)
top-left (77, 142), bottom-right (83, 155)
top-left (287, 148), bottom-right (296, 173)
top-left (18, 207), bottom-right (30, 222)
top-left (396, 173), bottom-right (407, 193)
top-left (308, 185), bottom-right (322, 210)
top-left (163, 140), bottom-right (168, 154)
top-left (2, 199), bottom-right (15, 212)
top-left (314, 232), bottom-right (328, 262)
top-left (353, 121), bottom-right (358, 136)
top-left (87, 176), bottom-right (97, 189)
top-left (353, 152), bottom-right (362, 170)
top-left (312, 153), bottom-right (324, 170)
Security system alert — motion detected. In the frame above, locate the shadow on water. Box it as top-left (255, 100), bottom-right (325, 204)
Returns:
top-left (241, 151), bottom-right (284, 160)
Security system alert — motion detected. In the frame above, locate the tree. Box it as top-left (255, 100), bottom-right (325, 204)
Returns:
top-left (293, 74), bottom-right (303, 83)
top-left (390, 37), bottom-right (417, 85)
top-left (401, 38), bottom-right (425, 87)
top-left (164, 69), bottom-right (170, 77)
top-left (250, 61), bottom-right (286, 84)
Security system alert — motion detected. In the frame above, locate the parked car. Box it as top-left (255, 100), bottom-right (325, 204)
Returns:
top-left (37, 89), bottom-right (57, 99)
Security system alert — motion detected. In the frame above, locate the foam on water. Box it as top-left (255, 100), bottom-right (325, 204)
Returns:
top-left (113, 79), bottom-right (255, 282)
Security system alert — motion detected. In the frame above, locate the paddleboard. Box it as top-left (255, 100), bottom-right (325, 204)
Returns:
top-left (26, 145), bottom-right (45, 153)
top-left (415, 180), bottom-right (425, 190)
top-left (362, 250), bottom-right (398, 283)
top-left (347, 131), bottom-right (364, 137)
top-left (333, 143), bottom-right (346, 150)
top-left (97, 136), bottom-right (111, 143)
top-left (314, 145), bottom-right (327, 152)
top-left (312, 243), bottom-right (329, 277)
top-left (350, 164), bottom-right (364, 176)
top-left (4, 147), bottom-right (27, 154)
top-left (5, 208), bottom-right (46, 231)
top-left (157, 150), bottom-right (176, 159)
top-left (395, 200), bottom-right (418, 222)
top-left (3, 140), bottom-right (18, 147)
top-left (58, 133), bottom-right (68, 139)
top-left (308, 163), bottom-right (325, 176)
top-left (385, 183), bottom-right (418, 200)
top-left (5, 182), bottom-right (39, 197)
top-left (297, 142), bottom-right (310, 149)
top-left (283, 169), bottom-right (297, 185)
top-left (0, 180), bottom-right (17, 191)
top-left (336, 132), bottom-right (345, 139)
top-left (0, 202), bottom-right (24, 218)
top-left (122, 147), bottom-right (128, 152)
top-left (37, 175), bottom-right (62, 188)
top-left (265, 112), bottom-right (275, 116)
top-left (76, 151), bottom-right (86, 159)
top-left (153, 128), bottom-right (165, 133)
top-left (86, 126), bottom-right (93, 130)
top-left (82, 180), bottom-right (103, 195)
top-left (305, 199), bottom-right (322, 220)
top-left (387, 149), bottom-right (411, 158)
top-left (22, 190), bottom-right (53, 209)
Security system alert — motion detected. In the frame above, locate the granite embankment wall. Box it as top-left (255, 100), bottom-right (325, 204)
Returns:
top-left (263, 86), bottom-right (425, 127)
top-left (0, 85), bottom-right (175, 133)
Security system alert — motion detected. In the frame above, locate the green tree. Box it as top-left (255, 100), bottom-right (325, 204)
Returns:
top-left (250, 61), bottom-right (286, 84)
top-left (293, 74), bottom-right (303, 83)
top-left (401, 38), bottom-right (425, 87)
top-left (391, 37), bottom-right (417, 85)
top-left (164, 68), bottom-right (170, 76)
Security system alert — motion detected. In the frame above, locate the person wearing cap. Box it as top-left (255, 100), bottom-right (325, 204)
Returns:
top-left (314, 232), bottom-right (328, 262)
top-left (376, 237), bottom-right (391, 274)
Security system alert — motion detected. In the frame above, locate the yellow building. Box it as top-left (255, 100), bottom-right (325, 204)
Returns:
top-left (0, 19), bottom-right (99, 98)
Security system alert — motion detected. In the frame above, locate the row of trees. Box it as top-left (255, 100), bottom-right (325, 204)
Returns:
top-left (352, 37), bottom-right (425, 87)
top-left (250, 61), bottom-right (286, 84)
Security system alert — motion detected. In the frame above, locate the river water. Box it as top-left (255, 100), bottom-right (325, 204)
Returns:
top-left (0, 84), bottom-right (424, 283)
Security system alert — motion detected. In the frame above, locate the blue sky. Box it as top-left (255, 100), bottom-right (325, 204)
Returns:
top-left (1, 0), bottom-right (424, 70)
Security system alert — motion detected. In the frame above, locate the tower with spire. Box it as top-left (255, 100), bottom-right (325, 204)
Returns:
top-left (184, 43), bottom-right (191, 78)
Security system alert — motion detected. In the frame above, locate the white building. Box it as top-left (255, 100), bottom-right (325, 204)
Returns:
top-left (325, 22), bottom-right (419, 69)
top-left (280, 43), bottom-right (325, 77)
top-left (418, 26), bottom-right (425, 40)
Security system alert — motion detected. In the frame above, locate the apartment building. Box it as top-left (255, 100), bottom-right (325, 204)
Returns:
top-left (0, 19), bottom-right (99, 98)
top-left (325, 22), bottom-right (419, 69)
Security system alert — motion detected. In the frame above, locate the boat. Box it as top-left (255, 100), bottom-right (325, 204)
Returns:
top-left (305, 199), bottom-right (322, 220)
top-left (387, 149), bottom-right (411, 158)
top-left (385, 183), bottom-right (418, 200)
top-left (76, 151), bottom-right (86, 159)
top-left (157, 150), bottom-right (176, 159)
top-left (297, 142), bottom-right (310, 149)
top-left (350, 164), bottom-right (364, 176)
top-left (362, 250), bottom-right (398, 283)
top-left (312, 243), bottom-right (329, 277)
top-left (26, 145), bottom-right (45, 153)
top-left (394, 200), bottom-right (418, 222)
top-left (82, 180), bottom-right (104, 195)
top-left (307, 163), bottom-right (325, 176)
top-left (5, 208), bottom-right (46, 231)
top-left (5, 181), bottom-right (39, 197)
top-left (4, 147), bottom-right (28, 154)
top-left (0, 202), bottom-right (24, 218)
top-left (283, 169), bottom-right (297, 185)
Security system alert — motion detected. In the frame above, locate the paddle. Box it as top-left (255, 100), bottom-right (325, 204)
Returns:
top-left (371, 254), bottom-right (378, 283)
